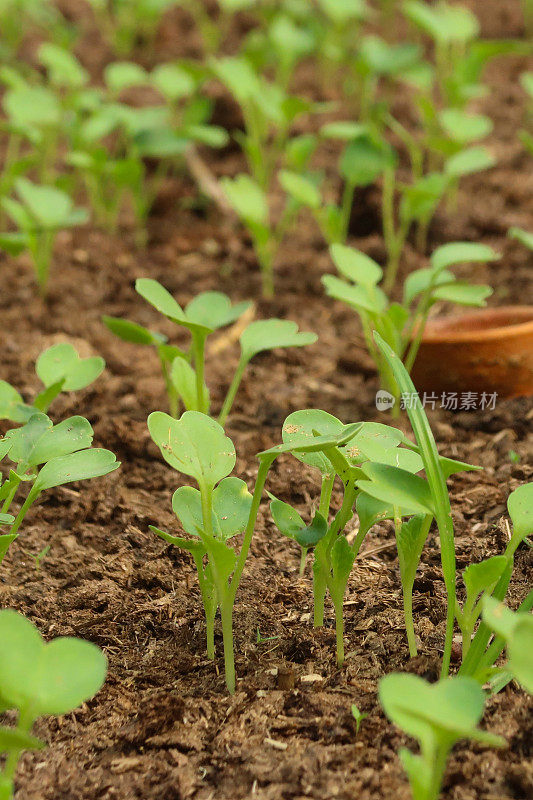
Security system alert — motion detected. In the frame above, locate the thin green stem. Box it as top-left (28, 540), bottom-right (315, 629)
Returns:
top-left (2, 482), bottom-right (18, 515)
top-left (218, 357), bottom-right (248, 427)
top-left (333, 596), bottom-right (345, 666)
top-left (220, 599), bottom-right (235, 694)
top-left (9, 492), bottom-right (36, 537)
top-left (192, 332), bottom-right (209, 414)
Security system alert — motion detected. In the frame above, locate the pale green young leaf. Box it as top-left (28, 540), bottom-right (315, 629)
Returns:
top-left (0, 726), bottom-right (44, 753)
top-left (239, 319), bottom-right (317, 364)
top-left (3, 86), bottom-right (61, 128)
top-left (322, 275), bottom-right (388, 314)
top-left (185, 292), bottom-right (251, 330)
top-left (39, 43), bottom-right (89, 88)
top-left (279, 170), bottom-right (322, 209)
top-left (330, 244), bottom-right (383, 287)
top-left (445, 147), bottom-right (495, 178)
top-left (104, 61), bottom-right (149, 92)
top-left (438, 109), bottom-right (493, 144)
top-left (270, 497), bottom-right (305, 538)
top-left (403, 268), bottom-right (455, 306)
top-left (463, 556), bottom-right (508, 607)
top-left (509, 227), bottom-right (533, 251)
top-left (282, 409), bottom-right (344, 474)
top-left (170, 358), bottom-right (208, 411)
top-left (221, 174), bottom-right (268, 226)
top-left (396, 514), bottom-right (430, 591)
top-left (430, 242), bottom-right (500, 273)
top-left (36, 343), bottom-right (105, 391)
top-left (507, 618), bottom-right (533, 693)
top-left (507, 482), bottom-right (533, 539)
top-left (331, 535), bottom-right (355, 594)
top-left (0, 381), bottom-right (33, 423)
top-left (431, 283), bottom-right (492, 306)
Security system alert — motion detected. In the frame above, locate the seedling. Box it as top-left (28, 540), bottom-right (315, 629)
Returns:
top-left (104, 278), bottom-right (316, 422)
top-left (351, 702), bottom-right (368, 735)
top-left (148, 409), bottom-right (357, 692)
top-left (323, 242), bottom-right (496, 401)
top-left (379, 673), bottom-right (505, 800)
top-left (0, 342), bottom-right (105, 424)
top-left (482, 594), bottom-right (533, 694)
top-left (0, 412), bottom-right (120, 564)
top-left (0, 178), bottom-right (88, 294)
top-left (282, 124), bottom-right (396, 246)
top-left (459, 481), bottom-right (533, 682)
top-left (0, 609), bottom-right (107, 800)
top-left (88, 0), bottom-right (178, 55)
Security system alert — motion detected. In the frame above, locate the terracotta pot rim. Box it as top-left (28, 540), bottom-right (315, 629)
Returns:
top-left (421, 306), bottom-right (533, 344)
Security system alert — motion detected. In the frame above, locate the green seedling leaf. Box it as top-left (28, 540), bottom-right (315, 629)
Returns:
top-left (330, 244), bottom-right (383, 287)
top-left (0, 534), bottom-right (17, 563)
top-left (509, 227), bottom-right (533, 251)
top-left (0, 609), bottom-right (107, 717)
top-left (3, 86), bottom-right (60, 128)
top-left (463, 556), bottom-right (508, 608)
top-left (321, 121), bottom-right (368, 140)
top-left (439, 457), bottom-right (482, 480)
top-left (351, 703), bottom-right (368, 735)
top-left (14, 179), bottom-right (78, 230)
top-left (210, 538), bottom-right (238, 584)
top-left (39, 43), bottom-right (88, 88)
top-left (239, 320), bottom-right (317, 364)
top-left (3, 415), bottom-right (94, 468)
top-left (445, 147), bottom-right (495, 178)
top-left (507, 618), bottom-right (533, 693)
top-left (403, 268), bottom-right (455, 306)
top-left (318, 0), bottom-right (369, 23)
top-left (170, 358), bottom-right (209, 412)
top-left (482, 595), bottom-right (522, 640)
top-left (105, 61), bottom-right (149, 92)
top-left (135, 278), bottom-right (212, 335)
top-left (380, 673), bottom-right (505, 747)
top-left (270, 497), bottom-right (305, 538)
top-left (357, 463), bottom-right (435, 516)
top-left (221, 174), bottom-right (269, 226)
top-left (404, 1), bottom-right (479, 44)
top-left (149, 525), bottom-right (206, 554)
top-left (439, 109), bottom-right (493, 144)
top-left (430, 242), bottom-right (500, 273)
top-left (279, 170), bottom-right (322, 209)
top-left (185, 292), bottom-right (251, 330)
top-left (152, 63), bottom-right (195, 100)
top-left (356, 493), bottom-right (395, 535)
top-left (281, 409), bottom-right (345, 474)
top-left (102, 316), bottom-right (164, 346)
top-left (32, 448), bottom-right (119, 493)
top-left (295, 512), bottom-right (328, 548)
top-left (431, 283), bottom-right (492, 307)
top-left (508, 482), bottom-right (533, 539)
top-left (36, 343), bottom-right (105, 391)
top-left (322, 275), bottom-right (388, 314)
top-left (400, 172), bottom-right (449, 224)
top-left (331, 535), bottom-right (355, 594)
top-left (397, 514), bottom-right (430, 591)
top-left (148, 411), bottom-right (235, 488)
top-left (359, 36), bottom-right (422, 76)
top-left (172, 477), bottom-right (252, 541)
top-left (0, 381), bottom-right (33, 423)
top-left (340, 135), bottom-right (395, 186)
top-left (0, 232), bottom-right (30, 257)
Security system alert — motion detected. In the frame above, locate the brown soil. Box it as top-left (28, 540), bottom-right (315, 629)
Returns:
top-left (1, 1), bottom-right (532, 799)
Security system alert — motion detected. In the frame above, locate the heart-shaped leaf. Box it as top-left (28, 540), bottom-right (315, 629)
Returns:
top-left (294, 512), bottom-right (328, 548)
top-left (380, 673), bottom-right (505, 749)
top-left (36, 343), bottom-right (104, 391)
top-left (135, 279), bottom-right (212, 335)
top-left (148, 411), bottom-right (235, 488)
top-left (185, 292), bottom-right (251, 330)
top-left (0, 610), bottom-right (107, 717)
